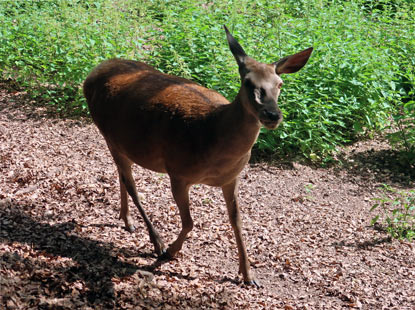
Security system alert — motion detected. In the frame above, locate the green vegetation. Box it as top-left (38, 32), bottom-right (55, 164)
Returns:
top-left (1, 0), bottom-right (414, 161)
top-left (371, 185), bottom-right (415, 241)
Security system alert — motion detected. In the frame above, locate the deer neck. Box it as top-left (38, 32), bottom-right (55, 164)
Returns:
top-left (216, 91), bottom-right (262, 158)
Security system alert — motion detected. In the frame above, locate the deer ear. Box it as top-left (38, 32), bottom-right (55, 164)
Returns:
top-left (224, 25), bottom-right (247, 67)
top-left (274, 47), bottom-right (313, 74)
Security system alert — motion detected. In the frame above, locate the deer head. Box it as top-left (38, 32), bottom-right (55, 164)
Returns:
top-left (224, 25), bottom-right (313, 129)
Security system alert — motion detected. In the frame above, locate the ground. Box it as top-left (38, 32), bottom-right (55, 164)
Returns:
top-left (0, 86), bottom-right (414, 309)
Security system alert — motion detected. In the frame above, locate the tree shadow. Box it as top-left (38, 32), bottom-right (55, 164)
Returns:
top-left (335, 147), bottom-right (414, 189)
top-left (0, 80), bottom-right (89, 123)
top-left (332, 224), bottom-right (393, 250)
top-left (332, 236), bottom-right (392, 250)
top-left (250, 146), bottom-right (298, 169)
top-left (0, 201), bottom-right (235, 309)
top-left (251, 144), bottom-right (414, 187)
top-left (0, 203), bottom-right (139, 308)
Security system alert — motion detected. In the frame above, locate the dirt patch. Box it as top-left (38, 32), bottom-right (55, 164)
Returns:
top-left (1, 87), bottom-right (414, 309)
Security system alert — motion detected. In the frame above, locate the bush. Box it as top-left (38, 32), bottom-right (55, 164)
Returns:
top-left (0, 0), bottom-right (152, 112)
top-left (254, 0), bottom-right (415, 161)
top-left (371, 185), bottom-right (415, 241)
top-left (385, 53), bottom-right (415, 167)
top-left (1, 0), bottom-right (414, 161)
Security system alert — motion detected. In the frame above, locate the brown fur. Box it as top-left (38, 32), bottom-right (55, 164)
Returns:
top-left (84, 58), bottom-right (258, 183)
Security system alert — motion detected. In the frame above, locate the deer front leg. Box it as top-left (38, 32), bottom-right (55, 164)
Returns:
top-left (222, 179), bottom-right (260, 287)
top-left (161, 178), bottom-right (193, 259)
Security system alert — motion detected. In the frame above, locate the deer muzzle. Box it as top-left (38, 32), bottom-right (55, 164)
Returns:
top-left (259, 108), bottom-right (283, 129)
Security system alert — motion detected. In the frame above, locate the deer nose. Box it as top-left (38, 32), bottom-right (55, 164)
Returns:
top-left (264, 109), bottom-right (280, 122)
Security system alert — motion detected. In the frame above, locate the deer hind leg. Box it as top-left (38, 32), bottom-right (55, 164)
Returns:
top-left (114, 155), bottom-right (165, 256)
top-left (162, 178), bottom-right (193, 259)
top-left (118, 170), bottom-right (135, 232)
top-left (222, 179), bottom-right (260, 287)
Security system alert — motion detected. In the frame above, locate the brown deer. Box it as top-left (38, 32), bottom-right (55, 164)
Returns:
top-left (83, 26), bottom-right (312, 287)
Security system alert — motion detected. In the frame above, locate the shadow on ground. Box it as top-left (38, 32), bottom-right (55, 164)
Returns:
top-left (251, 143), bottom-right (414, 189)
top-left (0, 80), bottom-right (89, 123)
top-left (332, 236), bottom-right (392, 250)
top-left (336, 147), bottom-right (414, 189)
top-left (0, 201), bottom-right (137, 308)
top-left (0, 200), bottom-right (229, 309)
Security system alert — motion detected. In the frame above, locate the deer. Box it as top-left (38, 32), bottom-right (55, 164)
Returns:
top-left (83, 26), bottom-right (313, 287)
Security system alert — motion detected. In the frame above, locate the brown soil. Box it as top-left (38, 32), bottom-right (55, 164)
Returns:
top-left (1, 86), bottom-right (414, 309)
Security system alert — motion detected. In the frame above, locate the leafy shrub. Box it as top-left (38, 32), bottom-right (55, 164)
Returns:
top-left (0, 0), bottom-right (414, 161)
top-left (371, 185), bottom-right (415, 241)
top-left (385, 53), bottom-right (415, 167)
top-left (143, 0), bottom-right (415, 161)
top-left (254, 0), bottom-right (415, 161)
top-left (0, 0), bottom-right (152, 112)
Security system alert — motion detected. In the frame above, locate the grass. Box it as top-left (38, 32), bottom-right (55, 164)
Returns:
top-left (0, 0), bottom-right (414, 162)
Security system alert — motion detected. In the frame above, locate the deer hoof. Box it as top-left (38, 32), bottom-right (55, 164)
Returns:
top-left (244, 279), bottom-right (262, 288)
top-left (125, 224), bottom-right (136, 233)
top-left (158, 250), bottom-right (173, 261)
top-left (152, 239), bottom-right (166, 257)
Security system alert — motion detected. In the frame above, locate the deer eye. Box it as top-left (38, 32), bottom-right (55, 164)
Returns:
top-left (260, 87), bottom-right (266, 98)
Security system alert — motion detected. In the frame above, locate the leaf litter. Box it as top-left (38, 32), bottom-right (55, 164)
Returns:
top-left (0, 86), bottom-right (414, 309)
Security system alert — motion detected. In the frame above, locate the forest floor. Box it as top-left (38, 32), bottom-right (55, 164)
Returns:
top-left (1, 85), bottom-right (414, 309)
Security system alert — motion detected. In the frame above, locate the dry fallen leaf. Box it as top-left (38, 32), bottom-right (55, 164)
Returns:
top-left (0, 87), bottom-right (414, 309)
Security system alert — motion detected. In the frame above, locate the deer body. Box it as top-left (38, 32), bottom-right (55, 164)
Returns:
top-left (86, 58), bottom-right (260, 185)
top-left (84, 26), bottom-right (312, 286)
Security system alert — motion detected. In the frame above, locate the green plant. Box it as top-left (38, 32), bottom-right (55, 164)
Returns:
top-left (371, 185), bottom-right (415, 241)
top-left (304, 183), bottom-right (314, 201)
top-left (385, 61), bottom-right (415, 167)
top-left (0, 0), bottom-right (153, 112)
top-left (387, 101), bottom-right (415, 167)
top-left (255, 0), bottom-right (415, 162)
top-left (1, 0), bottom-right (414, 161)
